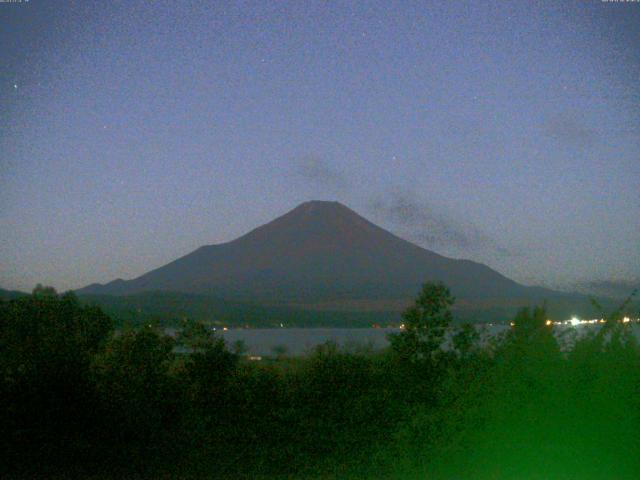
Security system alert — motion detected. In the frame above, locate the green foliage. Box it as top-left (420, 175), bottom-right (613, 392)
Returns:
top-left (179, 320), bottom-right (238, 400)
top-left (393, 302), bottom-right (640, 480)
top-left (90, 326), bottom-right (183, 474)
top-left (452, 322), bottom-right (481, 359)
top-left (0, 287), bottom-right (113, 474)
top-left (389, 281), bottom-right (455, 362)
top-left (231, 338), bottom-right (248, 355)
top-left (2, 283), bottom-right (639, 479)
top-left (271, 344), bottom-right (289, 358)
top-left (1, 287), bottom-right (112, 381)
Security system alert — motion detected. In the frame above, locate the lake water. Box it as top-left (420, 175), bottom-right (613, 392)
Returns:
top-left (220, 327), bottom-right (402, 356)
top-left (218, 324), bottom-right (640, 357)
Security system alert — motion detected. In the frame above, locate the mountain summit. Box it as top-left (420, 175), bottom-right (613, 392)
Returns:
top-left (78, 201), bottom-right (556, 305)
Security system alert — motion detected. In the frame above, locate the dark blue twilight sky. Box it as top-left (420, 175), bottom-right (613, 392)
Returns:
top-left (1, 0), bottom-right (638, 292)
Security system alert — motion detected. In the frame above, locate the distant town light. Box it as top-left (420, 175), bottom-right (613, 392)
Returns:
top-left (545, 319), bottom-right (553, 326)
top-left (569, 317), bottom-right (581, 327)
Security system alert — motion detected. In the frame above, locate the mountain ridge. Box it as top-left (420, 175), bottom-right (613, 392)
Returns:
top-left (77, 200), bottom-right (565, 305)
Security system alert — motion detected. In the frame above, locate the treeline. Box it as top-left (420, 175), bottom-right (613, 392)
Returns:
top-left (77, 291), bottom-right (612, 328)
top-left (1, 283), bottom-right (639, 479)
top-left (79, 290), bottom-right (401, 329)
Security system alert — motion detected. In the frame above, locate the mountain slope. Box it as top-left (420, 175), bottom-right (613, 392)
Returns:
top-left (77, 201), bottom-right (563, 304)
top-left (0, 287), bottom-right (29, 300)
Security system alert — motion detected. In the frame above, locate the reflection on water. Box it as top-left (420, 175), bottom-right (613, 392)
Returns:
top-left (218, 324), bottom-right (640, 357)
top-left (220, 327), bottom-right (400, 356)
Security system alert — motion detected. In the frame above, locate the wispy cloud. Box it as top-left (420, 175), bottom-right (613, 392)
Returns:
top-left (293, 156), bottom-right (348, 190)
top-left (578, 278), bottom-right (640, 299)
top-left (368, 192), bottom-right (514, 256)
top-left (545, 113), bottom-right (597, 148)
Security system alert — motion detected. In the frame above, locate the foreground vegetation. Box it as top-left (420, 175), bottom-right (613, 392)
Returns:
top-left (1, 284), bottom-right (639, 479)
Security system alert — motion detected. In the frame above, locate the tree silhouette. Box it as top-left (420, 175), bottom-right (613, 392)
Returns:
top-left (389, 281), bottom-right (455, 363)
